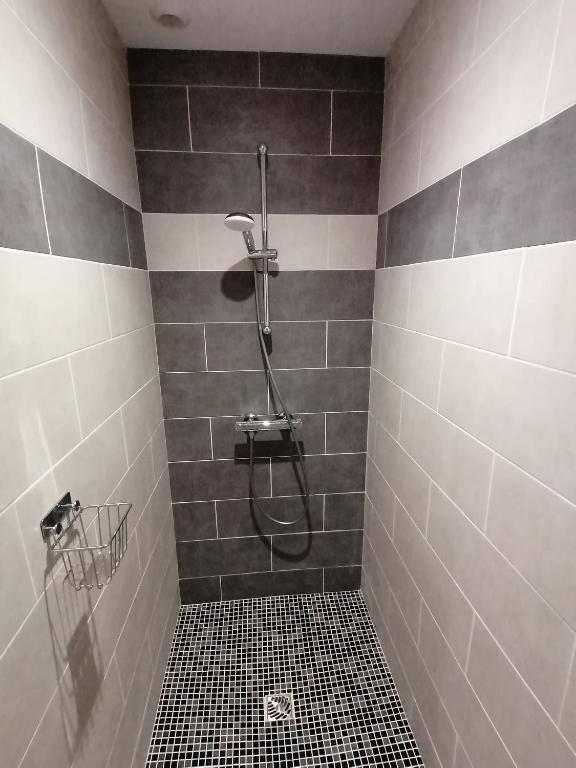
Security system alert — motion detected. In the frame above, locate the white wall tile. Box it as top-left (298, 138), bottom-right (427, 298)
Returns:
top-left (373, 265), bottom-right (411, 327)
top-left (198, 213), bottom-right (257, 271)
top-left (0, 2), bottom-right (86, 174)
top-left (408, 250), bottom-right (523, 353)
top-left (122, 377), bottom-right (164, 466)
top-left (369, 368), bottom-right (402, 438)
top-left (327, 215), bottom-right (377, 269)
top-left (379, 121), bottom-right (422, 212)
top-left (103, 264), bottom-right (153, 337)
top-left (544, 0), bottom-right (576, 119)
top-left (0, 359), bottom-right (81, 513)
top-left (82, 96), bottom-right (140, 208)
top-left (268, 214), bottom-right (328, 270)
top-left (143, 213), bottom-right (199, 271)
top-left (439, 343), bottom-right (576, 505)
top-left (511, 241), bottom-right (576, 374)
top-left (474, 0), bottom-right (536, 56)
top-left (0, 249), bottom-right (110, 378)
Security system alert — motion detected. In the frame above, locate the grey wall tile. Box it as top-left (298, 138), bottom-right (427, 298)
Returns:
top-left (331, 92), bottom-right (383, 155)
top-left (324, 493), bottom-right (365, 530)
top-left (376, 212), bottom-right (387, 268)
top-left (222, 568), bottom-right (323, 600)
top-left (271, 453), bottom-right (366, 496)
top-left (165, 418), bottom-right (212, 461)
top-left (0, 123), bottom-right (48, 253)
top-left (156, 324), bottom-right (206, 372)
top-left (205, 321), bottom-right (326, 371)
top-left (386, 170), bottom-right (460, 267)
top-left (211, 413), bottom-right (325, 460)
top-left (189, 87), bottom-right (331, 154)
top-left (260, 52), bottom-right (384, 91)
top-left (327, 320), bottom-right (372, 366)
top-left (124, 205), bottom-right (147, 269)
top-left (455, 105), bottom-right (576, 258)
top-left (177, 536), bottom-right (271, 577)
top-left (216, 495), bottom-right (323, 537)
top-left (39, 151), bottom-right (129, 265)
top-left (169, 458), bottom-right (270, 502)
top-left (272, 368), bottom-right (370, 413)
top-left (324, 566), bottom-right (362, 591)
top-left (151, 272), bottom-right (256, 324)
top-left (128, 49), bottom-right (259, 86)
top-left (173, 501), bottom-right (217, 540)
top-left (130, 86), bottom-right (190, 150)
top-left (180, 576), bottom-right (221, 604)
top-left (325, 412), bottom-right (368, 454)
top-left (160, 370), bottom-right (268, 418)
top-left (138, 151), bottom-right (380, 214)
top-left (270, 271), bottom-right (375, 321)
top-left (272, 530), bottom-right (363, 570)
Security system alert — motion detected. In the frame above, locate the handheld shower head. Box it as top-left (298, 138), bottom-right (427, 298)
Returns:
top-left (224, 212), bottom-right (255, 232)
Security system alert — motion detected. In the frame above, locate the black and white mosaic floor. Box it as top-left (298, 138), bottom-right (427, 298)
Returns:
top-left (146, 591), bottom-right (424, 767)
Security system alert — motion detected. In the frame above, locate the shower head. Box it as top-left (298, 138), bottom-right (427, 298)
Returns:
top-left (224, 212), bottom-right (255, 232)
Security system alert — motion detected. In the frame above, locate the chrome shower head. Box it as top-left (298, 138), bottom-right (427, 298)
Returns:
top-left (224, 212), bottom-right (255, 232)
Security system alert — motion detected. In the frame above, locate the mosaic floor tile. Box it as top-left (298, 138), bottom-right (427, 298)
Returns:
top-left (146, 591), bottom-right (424, 767)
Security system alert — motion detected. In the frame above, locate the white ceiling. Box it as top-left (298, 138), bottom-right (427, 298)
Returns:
top-left (102, 0), bottom-right (418, 56)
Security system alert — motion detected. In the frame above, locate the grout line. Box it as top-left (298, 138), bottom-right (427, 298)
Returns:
top-left (122, 204), bottom-right (133, 267)
top-left (539, 0), bottom-right (566, 122)
top-left (450, 169), bottom-right (463, 259)
top-left (257, 52), bottom-right (261, 88)
top-left (169, 450), bottom-right (365, 464)
top-left (435, 342), bottom-right (446, 412)
top-left (208, 417), bottom-right (214, 460)
top-left (175, 528), bottom-right (363, 544)
top-left (464, 613), bottom-right (476, 676)
top-left (558, 635), bottom-right (576, 725)
top-left (506, 249), bottom-right (526, 357)
top-left (186, 87), bottom-right (193, 150)
top-left (202, 323), bottom-right (209, 370)
top-left (130, 82), bottom-right (384, 94)
top-left (329, 91), bottom-right (334, 155)
top-left (34, 147), bottom-right (52, 254)
top-left (135, 148), bottom-right (380, 157)
top-left (325, 321), bottom-right (329, 368)
top-left (162, 365), bottom-right (371, 374)
top-left (67, 357), bottom-right (84, 439)
top-left (219, 575), bottom-right (223, 601)
top-left (482, 453), bottom-right (496, 534)
top-left (214, 500), bottom-right (219, 537)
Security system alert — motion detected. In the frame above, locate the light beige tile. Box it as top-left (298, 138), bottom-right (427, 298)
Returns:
top-left (366, 413), bottom-right (376, 460)
top-left (380, 80), bottom-right (397, 156)
top-left (408, 251), bottom-right (523, 353)
top-left (474, 0), bottom-right (537, 56)
top-left (388, 0), bottom-right (433, 81)
top-left (453, 742), bottom-right (474, 768)
top-left (151, 422), bottom-right (169, 482)
top-left (114, 571), bottom-right (154, 695)
top-left (468, 620), bottom-right (576, 768)
top-left (560, 657), bottom-right (576, 753)
top-left (110, 444), bottom-right (155, 544)
top-left (394, 500), bottom-right (474, 667)
top-left (327, 215), bottom-right (377, 269)
top-left (198, 213), bottom-right (258, 271)
top-left (136, 471), bottom-right (172, 573)
top-left (0, 359), bottom-right (81, 513)
top-left (362, 541), bottom-right (391, 629)
top-left (369, 368), bottom-right (402, 438)
top-left (544, 0), bottom-right (576, 119)
top-left (143, 213), bottom-right (199, 271)
top-left (0, 505), bottom-right (37, 656)
top-left (376, 324), bottom-right (443, 408)
top-left (365, 457), bottom-right (395, 536)
top-left (410, 699), bottom-right (443, 768)
top-left (379, 121), bottom-right (422, 212)
top-left (487, 457), bottom-right (576, 630)
top-left (83, 96), bottom-right (140, 208)
top-left (417, 605), bottom-right (516, 768)
top-left (374, 422), bottom-right (430, 532)
top-left (400, 394), bottom-right (493, 527)
top-left (122, 377), bottom-right (164, 465)
top-left (439, 343), bottom-right (576, 505)
top-left (420, 0), bottom-right (560, 189)
top-left (511, 242), bottom-right (576, 373)
top-left (103, 264), bottom-right (153, 337)
top-left (71, 326), bottom-right (158, 436)
top-left (0, 249), bottom-right (110, 378)
top-left (268, 214), bottom-right (328, 270)
top-left (373, 266), bottom-right (411, 327)
top-left (387, 597), bottom-right (458, 768)
top-left (0, 2), bottom-right (86, 174)
top-left (429, 485), bottom-right (575, 716)
top-left (54, 411), bottom-right (128, 509)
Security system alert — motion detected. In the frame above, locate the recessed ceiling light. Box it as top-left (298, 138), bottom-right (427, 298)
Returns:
top-left (150, 1), bottom-right (191, 29)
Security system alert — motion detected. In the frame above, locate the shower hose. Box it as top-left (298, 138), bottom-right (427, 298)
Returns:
top-left (247, 264), bottom-right (310, 526)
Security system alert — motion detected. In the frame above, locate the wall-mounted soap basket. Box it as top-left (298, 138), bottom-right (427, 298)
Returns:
top-left (40, 492), bottom-right (131, 590)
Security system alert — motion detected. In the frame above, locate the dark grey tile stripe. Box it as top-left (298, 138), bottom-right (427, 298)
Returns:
top-left (379, 103), bottom-right (576, 267)
top-left (0, 120), bottom-right (147, 268)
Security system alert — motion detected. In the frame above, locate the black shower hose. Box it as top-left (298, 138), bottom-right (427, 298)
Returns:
top-left (247, 265), bottom-right (310, 526)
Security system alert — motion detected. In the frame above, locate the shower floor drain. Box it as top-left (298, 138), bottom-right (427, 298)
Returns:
top-left (264, 693), bottom-right (295, 722)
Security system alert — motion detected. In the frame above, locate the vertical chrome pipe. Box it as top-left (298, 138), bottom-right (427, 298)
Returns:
top-left (258, 143), bottom-right (271, 334)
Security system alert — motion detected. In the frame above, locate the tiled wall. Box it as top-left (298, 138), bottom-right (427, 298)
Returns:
top-left (0, 3), bottom-right (177, 767)
top-left (365, 2), bottom-right (576, 767)
top-left (130, 49), bottom-right (384, 602)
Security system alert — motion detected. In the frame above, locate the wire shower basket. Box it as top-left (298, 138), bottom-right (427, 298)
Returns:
top-left (41, 492), bottom-right (131, 590)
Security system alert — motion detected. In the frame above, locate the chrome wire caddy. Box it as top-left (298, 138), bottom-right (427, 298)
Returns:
top-left (40, 492), bottom-right (131, 590)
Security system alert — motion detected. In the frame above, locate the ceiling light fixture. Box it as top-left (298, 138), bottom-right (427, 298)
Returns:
top-left (150, 0), bottom-right (191, 29)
